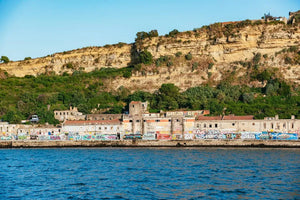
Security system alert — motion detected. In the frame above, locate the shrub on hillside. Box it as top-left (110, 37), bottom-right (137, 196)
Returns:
top-left (192, 62), bottom-right (199, 71)
top-left (175, 52), bottom-right (182, 57)
top-left (185, 53), bottom-right (192, 60)
top-left (168, 29), bottom-right (179, 37)
top-left (123, 71), bottom-right (132, 78)
top-left (139, 51), bottom-right (153, 65)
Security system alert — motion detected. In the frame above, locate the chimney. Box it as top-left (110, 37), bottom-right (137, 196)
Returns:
top-left (291, 115), bottom-right (295, 120)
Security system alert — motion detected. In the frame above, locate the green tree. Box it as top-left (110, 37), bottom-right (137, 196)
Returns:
top-left (148, 30), bottom-right (158, 37)
top-left (123, 71), bottom-right (132, 78)
top-left (253, 53), bottom-right (261, 64)
top-left (168, 29), bottom-right (179, 37)
top-left (2, 110), bottom-right (22, 124)
top-left (0, 56), bottom-right (9, 63)
top-left (139, 50), bottom-right (153, 65)
top-left (159, 83), bottom-right (180, 98)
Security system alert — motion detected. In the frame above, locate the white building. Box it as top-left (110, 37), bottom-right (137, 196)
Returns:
top-left (62, 119), bottom-right (123, 136)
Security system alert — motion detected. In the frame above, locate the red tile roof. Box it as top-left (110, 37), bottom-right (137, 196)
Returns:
top-left (196, 116), bottom-right (222, 121)
top-left (223, 115), bottom-right (254, 120)
top-left (130, 101), bottom-right (141, 104)
top-left (64, 119), bottom-right (121, 126)
top-left (196, 115), bottom-right (254, 121)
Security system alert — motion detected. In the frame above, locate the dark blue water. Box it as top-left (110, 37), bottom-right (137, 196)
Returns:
top-left (0, 148), bottom-right (299, 199)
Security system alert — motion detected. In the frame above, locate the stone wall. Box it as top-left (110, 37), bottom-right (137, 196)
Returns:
top-left (1, 140), bottom-right (300, 148)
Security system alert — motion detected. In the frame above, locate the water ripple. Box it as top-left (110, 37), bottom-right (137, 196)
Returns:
top-left (0, 148), bottom-right (299, 199)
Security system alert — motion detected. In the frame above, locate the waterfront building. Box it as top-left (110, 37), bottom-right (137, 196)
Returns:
top-left (54, 106), bottom-right (85, 122)
top-left (63, 119), bottom-right (122, 137)
top-left (195, 115), bottom-right (298, 133)
top-left (59, 101), bottom-right (299, 140)
top-left (0, 122), bottom-right (18, 135)
top-left (1, 101), bottom-right (298, 141)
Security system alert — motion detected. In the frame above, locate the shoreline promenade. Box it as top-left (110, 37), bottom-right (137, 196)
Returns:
top-left (1, 140), bottom-right (300, 148)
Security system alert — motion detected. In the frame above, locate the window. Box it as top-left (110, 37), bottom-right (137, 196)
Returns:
top-left (132, 105), bottom-right (134, 108)
top-left (176, 119), bottom-right (180, 122)
top-left (232, 123), bottom-right (235, 126)
top-left (155, 120), bottom-right (160, 122)
top-left (136, 120), bottom-right (140, 122)
top-left (283, 123), bottom-right (286, 128)
top-left (197, 124), bottom-right (200, 128)
top-left (143, 120), bottom-right (146, 122)
top-left (271, 123), bottom-right (274, 129)
top-left (292, 123), bottom-right (294, 129)
top-left (252, 123), bottom-right (255, 126)
top-left (204, 124), bottom-right (206, 128)
top-left (209, 124), bottom-right (212, 128)
top-left (99, 127), bottom-right (101, 130)
top-left (111, 127), bottom-right (113, 130)
top-left (215, 124), bottom-right (218, 128)
top-left (102, 118), bottom-right (104, 120)
top-left (105, 127), bottom-right (107, 130)
top-left (129, 120), bottom-right (132, 122)
top-left (168, 119), bottom-right (171, 122)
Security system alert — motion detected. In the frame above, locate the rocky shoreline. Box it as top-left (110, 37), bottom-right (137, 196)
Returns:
top-left (1, 140), bottom-right (300, 148)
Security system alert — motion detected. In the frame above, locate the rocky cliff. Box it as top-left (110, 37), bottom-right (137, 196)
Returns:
top-left (1, 21), bottom-right (300, 92)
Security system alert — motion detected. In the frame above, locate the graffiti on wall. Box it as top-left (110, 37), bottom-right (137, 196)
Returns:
top-left (255, 132), bottom-right (298, 140)
top-left (240, 132), bottom-right (257, 139)
top-left (193, 130), bottom-right (260, 140)
top-left (143, 132), bottom-right (156, 140)
top-left (0, 136), bottom-right (12, 140)
top-left (157, 134), bottom-right (171, 140)
top-left (172, 134), bottom-right (183, 140)
top-left (68, 134), bottom-right (118, 141)
top-left (184, 134), bottom-right (194, 140)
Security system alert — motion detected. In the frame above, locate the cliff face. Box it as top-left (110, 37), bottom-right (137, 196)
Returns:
top-left (1, 23), bottom-right (300, 91)
top-left (0, 44), bottom-right (133, 77)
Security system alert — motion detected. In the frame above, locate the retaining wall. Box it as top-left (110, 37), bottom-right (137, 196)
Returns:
top-left (1, 140), bottom-right (300, 148)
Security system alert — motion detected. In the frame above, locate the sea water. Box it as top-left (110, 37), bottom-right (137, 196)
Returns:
top-left (0, 148), bottom-right (299, 199)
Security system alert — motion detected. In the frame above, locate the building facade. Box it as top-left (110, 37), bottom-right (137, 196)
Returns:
top-left (58, 101), bottom-right (299, 140)
top-left (1, 101), bottom-right (299, 141)
top-left (54, 106), bottom-right (85, 121)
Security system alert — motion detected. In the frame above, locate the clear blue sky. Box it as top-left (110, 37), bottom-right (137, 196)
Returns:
top-left (0, 0), bottom-right (299, 61)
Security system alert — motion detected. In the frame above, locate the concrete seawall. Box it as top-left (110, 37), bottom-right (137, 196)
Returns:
top-left (1, 140), bottom-right (300, 148)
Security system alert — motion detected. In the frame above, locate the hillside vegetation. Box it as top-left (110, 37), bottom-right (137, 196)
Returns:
top-left (0, 16), bottom-right (300, 124)
top-left (0, 67), bottom-right (299, 124)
